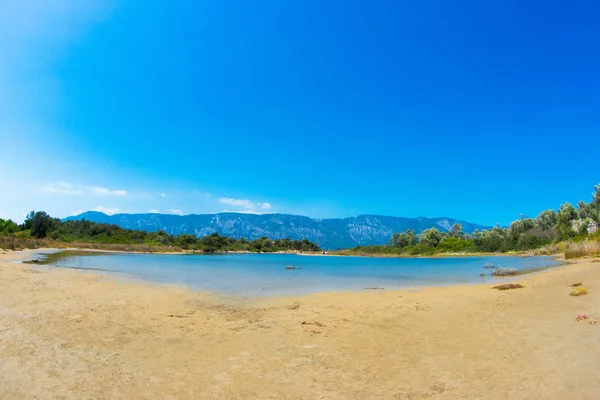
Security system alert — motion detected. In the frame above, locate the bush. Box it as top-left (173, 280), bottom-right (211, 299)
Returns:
top-left (407, 242), bottom-right (435, 255)
top-left (492, 267), bottom-right (518, 276)
top-left (436, 238), bottom-right (472, 253)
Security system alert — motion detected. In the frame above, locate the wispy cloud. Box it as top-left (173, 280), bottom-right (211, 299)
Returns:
top-left (160, 193), bottom-right (166, 197)
top-left (90, 187), bottom-right (127, 196)
top-left (41, 182), bottom-right (127, 196)
top-left (218, 197), bottom-right (272, 212)
top-left (149, 209), bottom-right (160, 213)
top-left (167, 209), bottom-right (184, 215)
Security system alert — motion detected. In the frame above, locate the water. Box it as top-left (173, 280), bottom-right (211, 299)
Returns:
top-left (39, 252), bottom-right (561, 296)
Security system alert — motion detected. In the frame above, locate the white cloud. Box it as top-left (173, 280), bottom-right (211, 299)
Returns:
top-left (167, 209), bottom-right (184, 216)
top-left (160, 193), bottom-right (166, 197)
top-left (41, 182), bottom-right (82, 195)
top-left (149, 209), bottom-right (160, 213)
top-left (219, 197), bottom-right (253, 208)
top-left (219, 197), bottom-right (273, 211)
top-left (41, 182), bottom-right (127, 196)
top-left (94, 206), bottom-right (121, 215)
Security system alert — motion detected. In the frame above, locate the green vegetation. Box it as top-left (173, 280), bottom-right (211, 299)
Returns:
top-left (0, 212), bottom-right (321, 253)
top-left (2, 184), bottom-right (600, 258)
top-left (341, 184), bottom-right (600, 257)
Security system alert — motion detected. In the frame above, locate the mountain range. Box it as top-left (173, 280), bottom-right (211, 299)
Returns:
top-left (64, 211), bottom-right (490, 250)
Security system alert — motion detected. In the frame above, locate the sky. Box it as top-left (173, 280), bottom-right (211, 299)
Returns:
top-left (1, 0), bottom-right (599, 225)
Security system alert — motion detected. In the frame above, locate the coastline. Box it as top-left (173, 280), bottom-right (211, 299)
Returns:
top-left (1, 249), bottom-right (598, 398)
top-left (23, 248), bottom-right (565, 295)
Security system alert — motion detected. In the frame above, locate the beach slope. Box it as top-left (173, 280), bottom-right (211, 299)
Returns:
top-left (0, 250), bottom-right (598, 399)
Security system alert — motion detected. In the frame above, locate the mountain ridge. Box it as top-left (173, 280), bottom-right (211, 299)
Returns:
top-left (64, 211), bottom-right (491, 249)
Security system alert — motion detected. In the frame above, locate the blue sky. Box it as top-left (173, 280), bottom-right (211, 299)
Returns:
top-left (1, 0), bottom-right (599, 225)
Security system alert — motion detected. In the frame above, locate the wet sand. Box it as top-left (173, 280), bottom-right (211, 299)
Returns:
top-left (1, 249), bottom-right (599, 399)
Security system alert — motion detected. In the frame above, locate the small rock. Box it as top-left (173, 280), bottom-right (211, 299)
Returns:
top-left (575, 313), bottom-right (589, 321)
top-left (301, 321), bottom-right (325, 327)
top-left (415, 304), bottom-right (431, 311)
top-left (168, 314), bottom-right (189, 318)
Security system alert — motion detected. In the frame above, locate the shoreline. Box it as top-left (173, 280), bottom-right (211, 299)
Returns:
top-left (23, 245), bottom-right (559, 259)
top-left (1, 249), bottom-right (598, 398)
top-left (18, 248), bottom-right (565, 298)
top-left (4, 238), bottom-right (560, 259)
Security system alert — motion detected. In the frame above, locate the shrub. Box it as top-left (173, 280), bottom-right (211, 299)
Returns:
top-left (407, 242), bottom-right (435, 255)
top-left (436, 238), bottom-right (472, 253)
top-left (492, 267), bottom-right (518, 276)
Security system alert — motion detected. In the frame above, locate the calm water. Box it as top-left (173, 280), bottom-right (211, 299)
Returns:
top-left (39, 252), bottom-right (560, 296)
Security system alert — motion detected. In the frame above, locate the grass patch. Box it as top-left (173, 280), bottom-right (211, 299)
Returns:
top-left (565, 240), bottom-right (600, 259)
top-left (0, 236), bottom-right (184, 253)
top-left (570, 287), bottom-right (589, 296)
top-left (492, 283), bottom-right (524, 290)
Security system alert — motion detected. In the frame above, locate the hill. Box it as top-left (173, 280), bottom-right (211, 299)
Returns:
top-left (64, 212), bottom-right (490, 249)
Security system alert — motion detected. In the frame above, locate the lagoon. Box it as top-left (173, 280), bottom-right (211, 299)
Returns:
top-left (39, 252), bottom-right (559, 296)
top-left (41, 252), bottom-right (559, 296)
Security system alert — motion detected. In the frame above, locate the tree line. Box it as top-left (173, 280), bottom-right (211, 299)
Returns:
top-left (348, 184), bottom-right (600, 255)
top-left (0, 212), bottom-right (321, 253)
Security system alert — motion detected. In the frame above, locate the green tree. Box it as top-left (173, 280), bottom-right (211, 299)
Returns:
top-left (449, 223), bottom-right (463, 239)
top-left (508, 218), bottom-right (535, 241)
top-left (419, 228), bottom-right (442, 248)
top-left (535, 209), bottom-right (557, 230)
top-left (30, 211), bottom-right (56, 238)
top-left (556, 202), bottom-right (577, 239)
top-left (0, 219), bottom-right (19, 234)
top-left (23, 211), bottom-right (35, 230)
top-left (390, 229), bottom-right (416, 248)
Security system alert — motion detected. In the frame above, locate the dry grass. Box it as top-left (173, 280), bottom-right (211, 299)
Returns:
top-left (0, 237), bottom-right (45, 251)
top-left (565, 241), bottom-right (600, 259)
top-left (492, 284), bottom-right (524, 290)
top-left (569, 287), bottom-right (589, 297)
top-left (534, 243), bottom-right (562, 255)
top-left (0, 236), bottom-right (183, 253)
top-left (60, 242), bottom-right (182, 253)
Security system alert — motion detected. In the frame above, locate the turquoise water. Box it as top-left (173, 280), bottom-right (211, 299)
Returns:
top-left (41, 252), bottom-right (560, 296)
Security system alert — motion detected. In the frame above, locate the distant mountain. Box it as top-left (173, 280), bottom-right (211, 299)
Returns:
top-left (64, 212), bottom-right (491, 250)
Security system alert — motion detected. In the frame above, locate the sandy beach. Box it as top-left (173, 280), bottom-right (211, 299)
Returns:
top-left (1, 249), bottom-right (599, 399)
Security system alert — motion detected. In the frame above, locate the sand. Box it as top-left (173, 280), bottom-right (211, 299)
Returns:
top-left (0, 249), bottom-right (599, 399)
